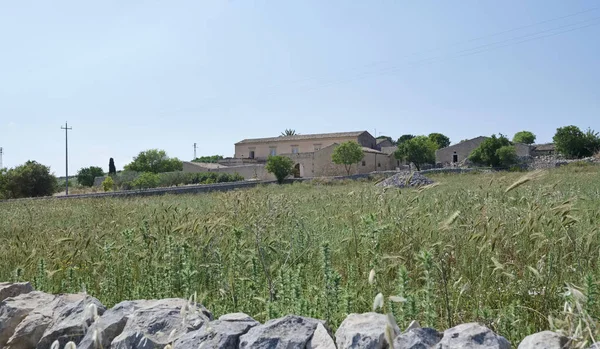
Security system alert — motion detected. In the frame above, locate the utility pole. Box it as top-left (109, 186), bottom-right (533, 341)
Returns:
top-left (0, 147), bottom-right (3, 169)
top-left (193, 143), bottom-right (197, 160)
top-left (61, 122), bottom-right (72, 195)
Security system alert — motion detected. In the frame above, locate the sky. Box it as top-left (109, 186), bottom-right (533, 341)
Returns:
top-left (0, 1), bottom-right (599, 176)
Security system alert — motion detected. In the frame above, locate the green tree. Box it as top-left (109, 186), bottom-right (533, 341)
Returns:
top-left (76, 166), bottom-right (105, 187)
top-left (102, 176), bottom-right (114, 192)
top-left (397, 134), bottom-right (415, 145)
top-left (132, 172), bottom-right (161, 189)
top-left (513, 131), bottom-right (536, 144)
top-left (428, 133), bottom-right (451, 149)
top-left (0, 168), bottom-right (7, 199)
top-left (332, 141), bottom-right (365, 175)
top-left (124, 149), bottom-right (183, 173)
top-left (192, 155), bottom-right (224, 163)
top-left (281, 129), bottom-right (297, 136)
top-left (496, 146), bottom-right (518, 167)
top-left (109, 158), bottom-right (117, 176)
top-left (265, 156), bottom-right (295, 184)
top-left (553, 125), bottom-right (600, 159)
top-left (1, 161), bottom-right (57, 198)
top-left (394, 136), bottom-right (436, 171)
top-left (469, 134), bottom-right (511, 167)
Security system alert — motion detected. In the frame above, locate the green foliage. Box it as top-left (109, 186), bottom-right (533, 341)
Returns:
top-left (132, 172), bottom-right (161, 189)
top-left (0, 161), bottom-right (57, 198)
top-left (512, 131), bottom-right (536, 144)
top-left (496, 145), bottom-right (518, 167)
top-left (469, 134), bottom-right (512, 167)
top-left (113, 170), bottom-right (243, 190)
top-left (394, 135), bottom-right (436, 170)
top-left (109, 158), bottom-right (117, 176)
top-left (102, 176), bottom-right (114, 192)
top-left (428, 133), bottom-right (451, 149)
top-left (76, 166), bottom-right (105, 187)
top-left (2, 168), bottom-right (600, 343)
top-left (553, 125), bottom-right (600, 159)
top-left (331, 141), bottom-right (364, 175)
top-left (265, 156), bottom-right (295, 184)
top-left (124, 149), bottom-right (183, 173)
top-left (281, 129), bottom-right (297, 136)
top-left (397, 134), bottom-right (415, 145)
top-left (192, 155), bottom-right (224, 163)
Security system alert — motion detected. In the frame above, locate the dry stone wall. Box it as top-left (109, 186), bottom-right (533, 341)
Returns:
top-left (0, 282), bottom-right (596, 348)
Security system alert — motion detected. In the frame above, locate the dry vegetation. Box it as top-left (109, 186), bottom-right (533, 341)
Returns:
top-left (1, 165), bottom-right (600, 344)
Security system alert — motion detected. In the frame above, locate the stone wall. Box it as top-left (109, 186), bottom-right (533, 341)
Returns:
top-left (0, 282), bottom-right (587, 349)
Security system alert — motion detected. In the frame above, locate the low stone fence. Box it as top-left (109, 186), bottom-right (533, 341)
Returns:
top-left (0, 282), bottom-right (586, 348)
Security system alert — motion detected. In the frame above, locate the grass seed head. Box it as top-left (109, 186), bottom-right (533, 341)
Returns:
top-left (373, 292), bottom-right (384, 311)
top-left (368, 269), bottom-right (376, 285)
top-left (51, 340), bottom-right (60, 349)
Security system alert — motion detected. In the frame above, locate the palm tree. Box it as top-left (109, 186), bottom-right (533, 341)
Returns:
top-left (281, 129), bottom-right (297, 136)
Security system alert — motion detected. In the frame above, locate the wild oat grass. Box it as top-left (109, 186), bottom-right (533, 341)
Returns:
top-left (1, 166), bottom-right (600, 344)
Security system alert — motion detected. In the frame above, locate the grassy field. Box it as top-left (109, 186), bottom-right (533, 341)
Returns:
top-left (1, 165), bottom-right (600, 343)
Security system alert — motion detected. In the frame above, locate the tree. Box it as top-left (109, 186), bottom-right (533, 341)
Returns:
top-left (428, 133), bottom-right (451, 149)
top-left (469, 134), bottom-right (511, 167)
top-left (332, 141), bottom-right (364, 175)
top-left (77, 166), bottom-right (105, 187)
top-left (124, 149), bottom-right (183, 173)
top-left (102, 176), bottom-right (114, 192)
top-left (513, 131), bottom-right (536, 144)
top-left (394, 136), bottom-right (436, 171)
top-left (1, 161), bottom-right (57, 198)
top-left (281, 129), bottom-right (297, 136)
top-left (397, 134), bottom-right (415, 145)
top-left (265, 156), bottom-right (294, 184)
top-left (132, 172), bottom-right (161, 189)
top-left (553, 125), bottom-right (600, 159)
top-left (496, 146), bottom-right (518, 167)
top-left (192, 155), bottom-right (224, 163)
top-left (109, 158), bottom-right (117, 176)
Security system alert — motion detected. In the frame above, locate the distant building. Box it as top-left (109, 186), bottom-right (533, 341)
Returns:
top-left (435, 136), bottom-right (487, 165)
top-left (530, 143), bottom-right (556, 157)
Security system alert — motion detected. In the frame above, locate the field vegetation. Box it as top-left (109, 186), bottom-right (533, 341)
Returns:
top-left (1, 165), bottom-right (600, 343)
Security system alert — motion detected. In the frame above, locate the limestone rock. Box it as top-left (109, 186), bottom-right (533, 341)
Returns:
top-left (517, 331), bottom-right (569, 349)
top-left (78, 300), bottom-right (154, 349)
top-left (239, 315), bottom-right (323, 348)
top-left (110, 298), bottom-right (211, 349)
top-left (174, 318), bottom-right (258, 349)
top-left (395, 327), bottom-right (442, 349)
top-left (0, 291), bottom-right (55, 348)
top-left (36, 293), bottom-right (106, 349)
top-left (335, 312), bottom-right (398, 349)
top-left (218, 312), bottom-right (259, 324)
top-left (308, 322), bottom-right (336, 349)
top-left (436, 323), bottom-right (510, 349)
top-left (0, 283), bottom-right (33, 302)
top-left (376, 172), bottom-right (434, 189)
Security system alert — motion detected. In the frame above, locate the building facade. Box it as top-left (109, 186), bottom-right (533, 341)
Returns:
top-left (435, 136), bottom-right (487, 165)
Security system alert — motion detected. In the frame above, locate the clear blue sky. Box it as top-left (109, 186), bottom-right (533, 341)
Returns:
top-left (1, 1), bottom-right (598, 175)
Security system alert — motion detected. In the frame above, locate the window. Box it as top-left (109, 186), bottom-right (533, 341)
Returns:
top-left (378, 163), bottom-right (381, 167)
top-left (314, 144), bottom-right (322, 151)
top-left (269, 147), bottom-right (277, 156)
top-left (452, 151), bottom-right (458, 163)
top-left (362, 161), bottom-right (366, 166)
top-left (291, 146), bottom-right (299, 154)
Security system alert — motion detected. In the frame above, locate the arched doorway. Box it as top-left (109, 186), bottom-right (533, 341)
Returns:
top-left (294, 163), bottom-right (305, 178)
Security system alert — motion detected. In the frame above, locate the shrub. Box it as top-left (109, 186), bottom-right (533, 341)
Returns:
top-left (266, 156), bottom-right (295, 184)
top-left (394, 136), bottom-right (436, 171)
top-left (332, 141), bottom-right (364, 175)
top-left (1, 161), bottom-right (57, 198)
top-left (132, 172), bottom-right (161, 189)
top-left (553, 125), bottom-right (600, 159)
top-left (102, 176), bottom-right (114, 192)
top-left (496, 145), bottom-right (518, 167)
top-left (124, 149), bottom-right (183, 173)
top-left (469, 134), bottom-right (512, 167)
top-left (77, 166), bottom-right (105, 187)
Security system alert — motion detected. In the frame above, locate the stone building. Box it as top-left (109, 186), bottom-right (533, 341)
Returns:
top-left (435, 136), bottom-right (487, 165)
top-left (530, 143), bottom-right (555, 157)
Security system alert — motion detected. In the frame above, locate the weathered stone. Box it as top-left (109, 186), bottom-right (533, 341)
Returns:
top-left (307, 322), bottom-right (336, 349)
top-left (336, 312), bottom-right (398, 349)
top-left (436, 323), bottom-right (510, 349)
top-left (110, 298), bottom-right (211, 349)
top-left (376, 172), bottom-right (434, 189)
top-left (36, 293), bottom-right (106, 349)
top-left (218, 312), bottom-right (258, 324)
top-left (174, 319), bottom-right (258, 349)
top-left (0, 283), bottom-right (34, 302)
top-left (517, 331), bottom-right (569, 349)
top-left (78, 300), bottom-right (155, 349)
top-left (406, 320), bottom-right (421, 332)
top-left (395, 327), bottom-right (442, 349)
top-left (0, 291), bottom-right (55, 348)
top-left (239, 315), bottom-right (323, 348)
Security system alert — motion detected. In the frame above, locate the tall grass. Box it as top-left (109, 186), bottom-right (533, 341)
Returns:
top-left (1, 166), bottom-right (600, 344)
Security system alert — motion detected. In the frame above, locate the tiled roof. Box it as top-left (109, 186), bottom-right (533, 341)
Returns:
top-left (361, 147), bottom-right (385, 154)
top-left (235, 131), bottom-right (368, 145)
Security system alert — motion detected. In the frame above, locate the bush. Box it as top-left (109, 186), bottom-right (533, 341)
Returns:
top-left (77, 166), bottom-right (105, 187)
top-left (469, 134), bottom-right (512, 167)
top-left (553, 125), bottom-right (600, 159)
top-left (124, 149), bottom-right (183, 173)
top-left (265, 156), bottom-right (295, 184)
top-left (496, 145), bottom-right (518, 167)
top-left (1, 161), bottom-right (57, 199)
top-left (102, 176), bottom-right (114, 192)
top-left (132, 172), bottom-right (161, 189)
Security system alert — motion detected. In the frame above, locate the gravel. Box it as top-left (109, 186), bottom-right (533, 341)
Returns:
top-left (376, 172), bottom-right (434, 188)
